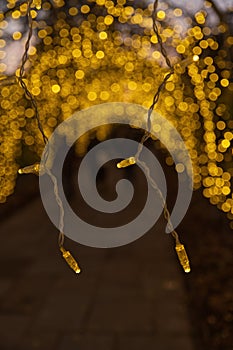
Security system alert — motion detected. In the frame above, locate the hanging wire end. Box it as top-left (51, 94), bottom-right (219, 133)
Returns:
top-left (175, 242), bottom-right (191, 273)
top-left (60, 246), bottom-right (81, 274)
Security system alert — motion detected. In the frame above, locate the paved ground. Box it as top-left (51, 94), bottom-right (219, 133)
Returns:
top-left (0, 190), bottom-right (196, 350)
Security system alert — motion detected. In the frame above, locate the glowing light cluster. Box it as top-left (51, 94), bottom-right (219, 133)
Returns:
top-left (0, 1), bottom-right (232, 226)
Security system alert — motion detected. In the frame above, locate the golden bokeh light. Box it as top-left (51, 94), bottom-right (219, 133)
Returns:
top-left (0, 0), bottom-right (232, 228)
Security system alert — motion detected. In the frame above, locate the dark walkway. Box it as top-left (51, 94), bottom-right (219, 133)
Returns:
top-left (0, 191), bottom-right (195, 350)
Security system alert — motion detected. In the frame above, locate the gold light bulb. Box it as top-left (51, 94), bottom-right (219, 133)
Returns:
top-left (60, 246), bottom-right (81, 274)
top-left (117, 157), bottom-right (136, 169)
top-left (18, 163), bottom-right (41, 176)
top-left (174, 55), bottom-right (199, 72)
top-left (175, 243), bottom-right (191, 273)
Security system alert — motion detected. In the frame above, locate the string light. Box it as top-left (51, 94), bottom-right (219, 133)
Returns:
top-left (15, 0), bottom-right (192, 274)
top-left (16, 0), bottom-right (80, 274)
top-left (117, 157), bottom-right (136, 168)
top-left (60, 246), bottom-right (81, 274)
top-left (174, 54), bottom-right (200, 72)
top-left (175, 243), bottom-right (191, 274)
top-left (0, 1), bottom-right (232, 269)
top-left (18, 162), bottom-right (40, 175)
top-left (117, 0), bottom-right (192, 272)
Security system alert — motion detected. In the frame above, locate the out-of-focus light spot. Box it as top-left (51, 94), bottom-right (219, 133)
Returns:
top-left (176, 163), bottom-right (185, 173)
top-left (52, 84), bottom-right (61, 93)
top-left (99, 31), bottom-right (107, 40)
top-left (12, 32), bottom-right (22, 40)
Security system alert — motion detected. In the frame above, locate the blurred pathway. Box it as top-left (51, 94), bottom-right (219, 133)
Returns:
top-left (0, 193), bottom-right (196, 350)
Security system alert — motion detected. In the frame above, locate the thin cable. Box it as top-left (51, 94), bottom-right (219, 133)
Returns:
top-left (135, 0), bottom-right (180, 246)
top-left (17, 0), bottom-right (48, 145)
top-left (152, 0), bottom-right (173, 69)
top-left (137, 159), bottom-right (180, 244)
top-left (17, 0), bottom-right (65, 250)
top-left (45, 167), bottom-right (65, 247)
top-left (135, 0), bottom-right (174, 159)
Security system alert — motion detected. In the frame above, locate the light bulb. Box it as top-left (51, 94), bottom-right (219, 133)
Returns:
top-left (192, 54), bottom-right (199, 62)
top-left (175, 55), bottom-right (199, 72)
top-left (117, 157), bottom-right (136, 168)
top-left (60, 246), bottom-right (81, 274)
top-left (175, 243), bottom-right (191, 273)
top-left (18, 163), bottom-right (41, 176)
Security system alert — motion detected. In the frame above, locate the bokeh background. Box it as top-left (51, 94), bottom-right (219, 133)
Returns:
top-left (0, 1), bottom-right (233, 349)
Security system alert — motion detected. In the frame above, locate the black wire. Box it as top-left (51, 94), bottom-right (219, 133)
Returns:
top-left (142, 0), bottom-right (174, 141)
top-left (152, 0), bottom-right (173, 69)
top-left (17, 0), bottom-right (48, 145)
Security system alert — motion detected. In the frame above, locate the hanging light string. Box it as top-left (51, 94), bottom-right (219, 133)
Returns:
top-left (17, 0), bottom-right (48, 145)
top-left (152, 0), bottom-right (172, 69)
top-left (17, 0), bottom-right (190, 273)
top-left (117, 0), bottom-right (191, 273)
top-left (135, 158), bottom-right (190, 275)
top-left (135, 0), bottom-right (174, 157)
top-left (17, 0), bottom-right (80, 274)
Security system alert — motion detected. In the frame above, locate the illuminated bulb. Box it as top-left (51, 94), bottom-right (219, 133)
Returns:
top-left (60, 246), bottom-right (81, 274)
top-left (175, 243), bottom-right (191, 273)
top-left (117, 157), bottom-right (136, 168)
top-left (193, 54), bottom-right (199, 62)
top-left (18, 163), bottom-right (41, 176)
top-left (175, 55), bottom-right (199, 71)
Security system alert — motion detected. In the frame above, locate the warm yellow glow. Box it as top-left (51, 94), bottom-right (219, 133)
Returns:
top-left (69, 7), bottom-right (78, 16)
top-left (12, 32), bottom-right (22, 40)
top-left (175, 243), bottom-right (191, 273)
top-left (157, 10), bottom-right (166, 20)
top-left (0, 0), bottom-right (232, 227)
top-left (51, 84), bottom-right (61, 93)
top-left (75, 70), bottom-right (84, 79)
top-left (18, 163), bottom-right (41, 176)
top-left (60, 246), bottom-right (81, 274)
top-left (81, 5), bottom-right (90, 14)
top-left (99, 31), bottom-right (107, 40)
top-left (96, 50), bottom-right (105, 59)
top-left (117, 157), bottom-right (136, 168)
